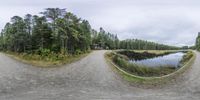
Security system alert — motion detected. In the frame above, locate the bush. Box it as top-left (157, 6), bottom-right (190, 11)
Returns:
top-left (75, 49), bottom-right (83, 55)
top-left (36, 48), bottom-right (51, 57)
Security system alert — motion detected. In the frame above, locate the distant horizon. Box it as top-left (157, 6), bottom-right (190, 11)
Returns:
top-left (1, 0), bottom-right (200, 46)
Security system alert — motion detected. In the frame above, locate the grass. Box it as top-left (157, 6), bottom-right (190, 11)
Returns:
top-left (180, 51), bottom-right (194, 65)
top-left (5, 51), bottom-right (91, 68)
top-left (105, 50), bottom-right (195, 85)
top-left (117, 50), bottom-right (176, 60)
top-left (111, 53), bottom-right (176, 77)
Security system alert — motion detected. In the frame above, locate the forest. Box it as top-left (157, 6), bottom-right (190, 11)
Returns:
top-left (196, 33), bottom-right (200, 51)
top-left (0, 8), bottom-right (179, 56)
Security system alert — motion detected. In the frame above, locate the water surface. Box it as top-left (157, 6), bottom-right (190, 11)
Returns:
top-left (130, 52), bottom-right (185, 68)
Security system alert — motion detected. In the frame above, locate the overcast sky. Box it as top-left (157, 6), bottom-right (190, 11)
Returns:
top-left (0, 0), bottom-right (200, 46)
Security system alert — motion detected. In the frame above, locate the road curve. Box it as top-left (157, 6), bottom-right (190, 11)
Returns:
top-left (0, 50), bottom-right (199, 100)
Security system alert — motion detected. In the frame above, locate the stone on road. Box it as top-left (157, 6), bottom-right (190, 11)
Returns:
top-left (0, 50), bottom-right (199, 100)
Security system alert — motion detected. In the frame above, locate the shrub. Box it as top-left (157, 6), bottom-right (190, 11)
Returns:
top-left (36, 48), bottom-right (51, 57)
top-left (75, 49), bottom-right (83, 55)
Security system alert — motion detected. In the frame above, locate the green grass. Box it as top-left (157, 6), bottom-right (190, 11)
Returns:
top-left (105, 50), bottom-right (195, 85)
top-left (5, 51), bottom-right (90, 68)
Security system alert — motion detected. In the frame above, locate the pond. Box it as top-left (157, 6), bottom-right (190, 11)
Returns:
top-left (129, 52), bottom-right (186, 68)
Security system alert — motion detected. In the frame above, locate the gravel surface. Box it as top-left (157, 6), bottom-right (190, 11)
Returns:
top-left (0, 50), bottom-right (199, 100)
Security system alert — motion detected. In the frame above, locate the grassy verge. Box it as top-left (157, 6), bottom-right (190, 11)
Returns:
top-left (4, 51), bottom-right (91, 68)
top-left (105, 50), bottom-right (196, 85)
top-left (112, 55), bottom-right (175, 77)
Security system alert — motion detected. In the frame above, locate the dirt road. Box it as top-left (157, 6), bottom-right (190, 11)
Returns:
top-left (0, 50), bottom-right (199, 100)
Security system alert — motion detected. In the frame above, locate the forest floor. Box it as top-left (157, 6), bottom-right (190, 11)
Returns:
top-left (0, 50), bottom-right (199, 100)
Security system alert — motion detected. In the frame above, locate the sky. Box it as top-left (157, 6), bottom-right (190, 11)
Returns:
top-left (0, 0), bottom-right (200, 47)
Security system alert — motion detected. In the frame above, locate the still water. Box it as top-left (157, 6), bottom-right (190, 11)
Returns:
top-left (130, 52), bottom-right (185, 68)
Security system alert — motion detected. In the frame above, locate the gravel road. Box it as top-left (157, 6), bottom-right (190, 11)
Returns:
top-left (0, 50), bottom-right (199, 100)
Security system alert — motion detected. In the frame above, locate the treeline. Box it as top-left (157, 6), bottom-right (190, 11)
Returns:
top-left (91, 28), bottom-right (120, 49)
top-left (196, 32), bottom-right (200, 51)
top-left (0, 8), bottom-right (179, 55)
top-left (0, 8), bottom-right (92, 54)
top-left (119, 39), bottom-right (179, 50)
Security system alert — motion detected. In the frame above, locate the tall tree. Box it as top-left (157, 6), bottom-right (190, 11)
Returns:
top-left (10, 16), bottom-right (27, 52)
top-left (32, 16), bottom-right (53, 50)
top-left (24, 14), bottom-right (33, 51)
top-left (41, 8), bottom-right (66, 34)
